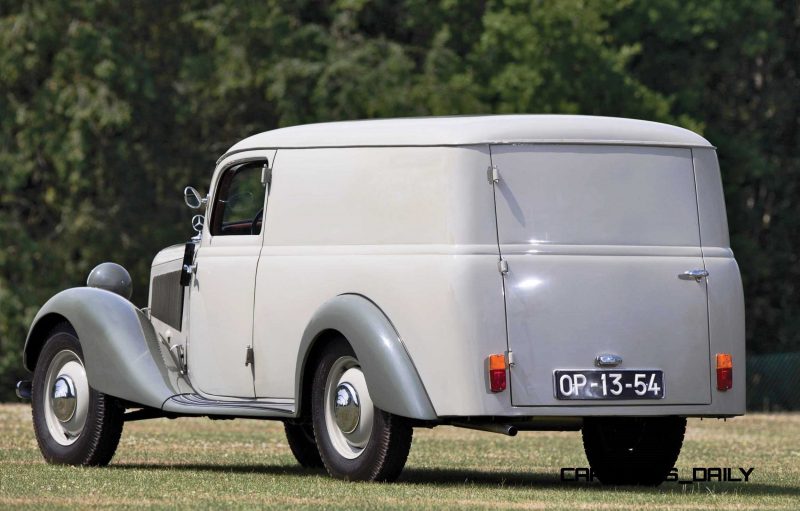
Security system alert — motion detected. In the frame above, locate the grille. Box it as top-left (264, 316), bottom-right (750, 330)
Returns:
top-left (150, 270), bottom-right (185, 331)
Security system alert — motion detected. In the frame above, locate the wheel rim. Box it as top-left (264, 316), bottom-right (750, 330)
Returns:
top-left (323, 356), bottom-right (374, 459)
top-left (43, 350), bottom-right (90, 446)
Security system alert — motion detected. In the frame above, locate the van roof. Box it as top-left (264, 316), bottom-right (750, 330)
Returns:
top-left (223, 115), bottom-right (712, 158)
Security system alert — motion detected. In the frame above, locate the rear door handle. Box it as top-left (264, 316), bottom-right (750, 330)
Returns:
top-left (680, 269), bottom-right (709, 281)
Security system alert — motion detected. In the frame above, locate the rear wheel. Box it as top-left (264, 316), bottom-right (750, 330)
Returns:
top-left (311, 337), bottom-right (412, 481)
top-left (31, 323), bottom-right (124, 466)
top-left (582, 416), bottom-right (686, 486)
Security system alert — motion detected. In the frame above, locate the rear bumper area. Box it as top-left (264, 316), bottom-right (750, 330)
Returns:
top-left (466, 401), bottom-right (745, 418)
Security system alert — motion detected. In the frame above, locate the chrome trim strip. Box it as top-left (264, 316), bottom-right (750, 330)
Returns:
top-left (164, 393), bottom-right (295, 415)
top-left (254, 243), bottom-right (733, 258)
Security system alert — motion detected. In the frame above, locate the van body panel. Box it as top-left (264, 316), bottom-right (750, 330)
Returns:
top-left (260, 146), bottom-right (498, 246)
top-left (693, 148), bottom-right (731, 249)
top-left (491, 145), bottom-right (701, 246)
top-left (251, 146), bottom-right (513, 415)
top-left (693, 148), bottom-right (745, 414)
top-left (502, 253), bottom-right (712, 406)
top-left (490, 144), bottom-right (713, 407)
top-left (704, 256), bottom-right (746, 414)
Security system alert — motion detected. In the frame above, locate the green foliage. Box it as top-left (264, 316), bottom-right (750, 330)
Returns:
top-left (611, 0), bottom-right (799, 353)
top-left (1, 404), bottom-right (800, 508)
top-left (0, 0), bottom-right (797, 398)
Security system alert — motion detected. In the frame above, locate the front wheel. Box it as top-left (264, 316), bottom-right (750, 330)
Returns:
top-left (311, 337), bottom-right (412, 481)
top-left (582, 416), bottom-right (686, 486)
top-left (31, 323), bottom-right (124, 466)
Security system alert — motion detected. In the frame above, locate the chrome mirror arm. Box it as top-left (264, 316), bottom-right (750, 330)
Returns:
top-left (184, 186), bottom-right (208, 209)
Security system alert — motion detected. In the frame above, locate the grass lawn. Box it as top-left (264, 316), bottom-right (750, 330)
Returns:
top-left (0, 404), bottom-right (798, 510)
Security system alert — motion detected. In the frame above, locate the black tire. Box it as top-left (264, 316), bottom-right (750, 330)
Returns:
top-left (284, 421), bottom-right (323, 468)
top-left (311, 337), bottom-right (413, 481)
top-left (582, 416), bottom-right (686, 486)
top-left (31, 322), bottom-right (125, 466)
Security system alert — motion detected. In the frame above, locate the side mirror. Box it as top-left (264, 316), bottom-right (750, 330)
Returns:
top-left (184, 186), bottom-right (208, 209)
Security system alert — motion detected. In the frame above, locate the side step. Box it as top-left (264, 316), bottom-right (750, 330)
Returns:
top-left (163, 393), bottom-right (295, 418)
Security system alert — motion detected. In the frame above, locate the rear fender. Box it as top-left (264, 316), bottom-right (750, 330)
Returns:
top-left (297, 294), bottom-right (437, 420)
top-left (23, 287), bottom-right (178, 408)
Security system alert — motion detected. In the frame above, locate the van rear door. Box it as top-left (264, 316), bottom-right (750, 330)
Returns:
top-left (491, 145), bottom-right (711, 406)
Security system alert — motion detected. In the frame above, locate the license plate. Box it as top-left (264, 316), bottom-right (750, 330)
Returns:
top-left (554, 370), bottom-right (664, 400)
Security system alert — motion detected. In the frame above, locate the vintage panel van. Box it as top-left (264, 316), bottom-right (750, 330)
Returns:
top-left (17, 115), bottom-right (745, 485)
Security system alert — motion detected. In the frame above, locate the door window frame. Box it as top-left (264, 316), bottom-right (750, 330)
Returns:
top-left (207, 156), bottom-right (271, 243)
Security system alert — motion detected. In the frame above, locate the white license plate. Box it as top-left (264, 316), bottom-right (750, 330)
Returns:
top-left (554, 370), bottom-right (664, 400)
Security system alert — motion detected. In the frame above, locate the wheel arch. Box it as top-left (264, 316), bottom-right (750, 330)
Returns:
top-left (294, 328), bottom-right (341, 421)
top-left (296, 294), bottom-right (437, 421)
top-left (23, 312), bottom-right (70, 371)
top-left (23, 287), bottom-right (178, 409)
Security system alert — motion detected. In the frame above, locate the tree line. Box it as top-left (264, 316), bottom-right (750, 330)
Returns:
top-left (1, 0), bottom-right (797, 399)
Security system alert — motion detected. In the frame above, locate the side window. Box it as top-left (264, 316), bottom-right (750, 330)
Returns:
top-left (210, 162), bottom-right (268, 236)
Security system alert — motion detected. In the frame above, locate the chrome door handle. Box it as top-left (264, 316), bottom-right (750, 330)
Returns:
top-left (681, 269), bottom-right (709, 281)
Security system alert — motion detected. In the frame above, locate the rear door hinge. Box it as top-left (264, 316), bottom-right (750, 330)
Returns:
top-left (507, 350), bottom-right (515, 367)
top-left (261, 163), bottom-right (272, 187)
top-left (487, 164), bottom-right (499, 184)
top-left (498, 259), bottom-right (509, 275)
top-left (245, 345), bottom-right (254, 367)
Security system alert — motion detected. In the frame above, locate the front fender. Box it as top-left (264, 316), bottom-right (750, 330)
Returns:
top-left (297, 294), bottom-right (437, 421)
top-left (23, 287), bottom-right (178, 408)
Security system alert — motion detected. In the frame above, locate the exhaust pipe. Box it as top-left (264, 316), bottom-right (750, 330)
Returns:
top-left (451, 422), bottom-right (518, 436)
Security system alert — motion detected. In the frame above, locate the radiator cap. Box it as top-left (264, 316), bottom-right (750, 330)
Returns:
top-left (87, 262), bottom-right (132, 300)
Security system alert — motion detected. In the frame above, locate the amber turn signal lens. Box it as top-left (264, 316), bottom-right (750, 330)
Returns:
top-left (716, 353), bottom-right (733, 391)
top-left (489, 354), bottom-right (506, 392)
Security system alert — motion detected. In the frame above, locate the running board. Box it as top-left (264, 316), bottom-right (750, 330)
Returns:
top-left (163, 393), bottom-right (295, 418)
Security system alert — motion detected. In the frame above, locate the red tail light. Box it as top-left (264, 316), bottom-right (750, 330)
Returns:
top-left (489, 354), bottom-right (506, 392)
top-left (716, 353), bottom-right (733, 391)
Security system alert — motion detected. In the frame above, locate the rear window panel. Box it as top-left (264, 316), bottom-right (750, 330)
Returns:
top-left (491, 145), bottom-right (700, 247)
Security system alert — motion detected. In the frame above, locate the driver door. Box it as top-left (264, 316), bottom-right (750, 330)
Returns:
top-left (187, 155), bottom-right (272, 398)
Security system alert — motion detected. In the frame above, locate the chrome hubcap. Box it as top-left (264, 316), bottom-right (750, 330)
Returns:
top-left (324, 357), bottom-right (374, 459)
top-left (334, 382), bottom-right (360, 434)
top-left (52, 375), bottom-right (77, 422)
top-left (43, 350), bottom-right (89, 446)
